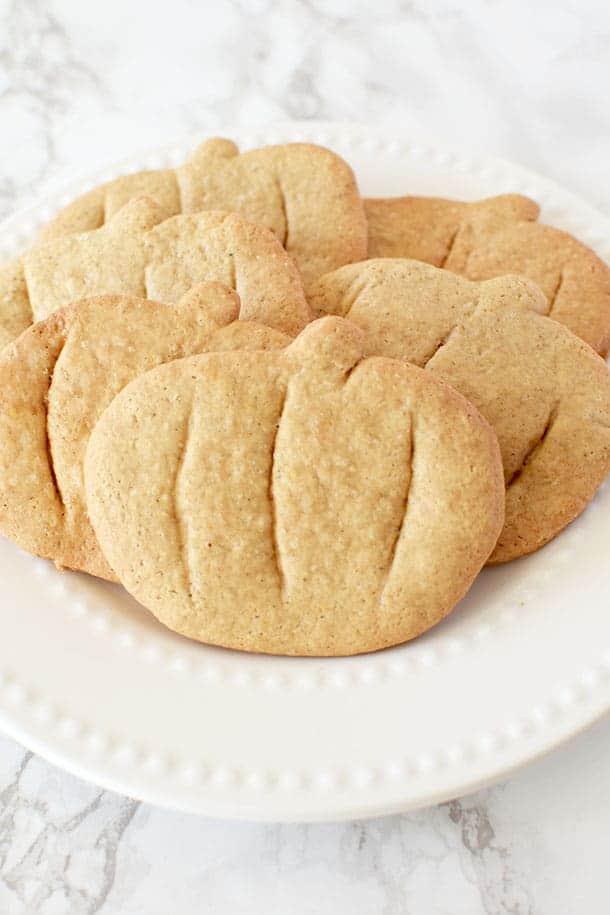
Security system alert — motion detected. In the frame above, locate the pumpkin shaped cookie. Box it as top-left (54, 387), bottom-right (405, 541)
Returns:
top-left (365, 193), bottom-right (610, 355)
top-left (85, 317), bottom-right (504, 655)
top-left (0, 197), bottom-right (309, 349)
top-left (310, 259), bottom-right (610, 562)
top-left (39, 138), bottom-right (368, 295)
top-left (0, 284), bottom-right (289, 580)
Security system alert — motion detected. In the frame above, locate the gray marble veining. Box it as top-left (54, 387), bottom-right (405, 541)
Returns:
top-left (3, 719), bottom-right (610, 913)
top-left (1, 0), bottom-right (610, 911)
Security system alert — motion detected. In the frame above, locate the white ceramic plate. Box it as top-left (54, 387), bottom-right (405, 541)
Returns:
top-left (1, 122), bottom-right (609, 822)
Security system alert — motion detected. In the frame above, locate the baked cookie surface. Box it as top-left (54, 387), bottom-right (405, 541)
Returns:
top-left (38, 139), bottom-right (368, 296)
top-left (85, 317), bottom-right (504, 656)
top-left (0, 199), bottom-right (310, 350)
top-left (311, 259), bottom-right (610, 561)
top-left (15, 198), bottom-right (310, 338)
top-left (0, 284), bottom-right (289, 579)
top-left (365, 193), bottom-right (610, 355)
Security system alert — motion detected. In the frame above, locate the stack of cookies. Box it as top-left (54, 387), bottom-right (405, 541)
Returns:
top-left (1, 138), bottom-right (609, 656)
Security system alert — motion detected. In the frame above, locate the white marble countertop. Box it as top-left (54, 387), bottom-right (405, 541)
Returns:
top-left (1, 0), bottom-right (610, 911)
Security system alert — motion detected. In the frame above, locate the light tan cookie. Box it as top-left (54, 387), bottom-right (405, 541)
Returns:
top-left (39, 139), bottom-right (368, 294)
top-left (365, 193), bottom-right (610, 355)
top-left (310, 259), bottom-right (610, 561)
top-left (0, 284), bottom-right (289, 580)
top-left (85, 317), bottom-right (504, 656)
top-left (366, 194), bottom-right (539, 264)
top-left (0, 197), bottom-right (309, 348)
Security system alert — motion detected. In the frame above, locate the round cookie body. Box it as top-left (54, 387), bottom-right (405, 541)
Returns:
top-left (0, 197), bottom-right (311, 350)
top-left (365, 193), bottom-right (610, 355)
top-left (311, 259), bottom-right (610, 562)
top-left (85, 317), bottom-right (505, 656)
top-left (38, 138), bottom-right (368, 297)
top-left (0, 285), bottom-right (289, 579)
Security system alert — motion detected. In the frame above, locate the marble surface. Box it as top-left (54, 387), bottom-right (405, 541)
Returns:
top-left (1, 0), bottom-right (610, 911)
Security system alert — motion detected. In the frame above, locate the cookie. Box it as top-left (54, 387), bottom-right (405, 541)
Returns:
top-left (0, 197), bottom-right (310, 349)
top-left (0, 284), bottom-right (289, 580)
top-left (366, 193), bottom-right (539, 264)
top-left (39, 138), bottom-right (368, 294)
top-left (365, 193), bottom-right (610, 355)
top-left (85, 317), bottom-right (504, 656)
top-left (310, 259), bottom-right (610, 561)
